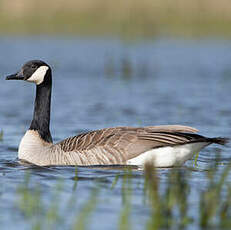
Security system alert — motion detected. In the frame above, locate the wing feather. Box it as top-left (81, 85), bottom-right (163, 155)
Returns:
top-left (56, 125), bottom-right (201, 165)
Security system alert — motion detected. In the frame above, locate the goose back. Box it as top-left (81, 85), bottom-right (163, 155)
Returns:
top-left (47, 125), bottom-right (202, 166)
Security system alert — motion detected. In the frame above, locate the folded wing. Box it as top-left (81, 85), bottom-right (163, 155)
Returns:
top-left (55, 125), bottom-right (202, 165)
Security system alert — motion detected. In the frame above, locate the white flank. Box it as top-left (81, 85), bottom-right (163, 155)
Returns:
top-left (127, 142), bottom-right (210, 167)
top-left (27, 66), bottom-right (49, 85)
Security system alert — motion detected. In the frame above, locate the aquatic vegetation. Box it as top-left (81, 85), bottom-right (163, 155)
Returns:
top-left (104, 55), bottom-right (133, 80)
top-left (119, 170), bottom-right (132, 230)
top-left (73, 187), bottom-right (99, 230)
top-left (199, 162), bottom-right (231, 228)
top-left (16, 172), bottom-right (44, 229)
top-left (0, 130), bottom-right (3, 141)
top-left (121, 57), bottom-right (132, 80)
top-left (1, 0), bottom-right (231, 37)
top-left (143, 162), bottom-right (231, 230)
top-left (193, 152), bottom-right (199, 167)
top-left (13, 160), bottom-right (231, 230)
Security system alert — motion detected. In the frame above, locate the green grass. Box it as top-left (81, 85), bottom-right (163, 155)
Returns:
top-left (119, 170), bottom-right (132, 230)
top-left (73, 187), bottom-right (99, 230)
top-left (1, 0), bottom-right (231, 37)
top-left (13, 160), bottom-right (231, 230)
top-left (0, 130), bottom-right (3, 141)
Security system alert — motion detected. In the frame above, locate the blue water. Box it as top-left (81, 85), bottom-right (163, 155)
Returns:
top-left (0, 37), bottom-right (231, 229)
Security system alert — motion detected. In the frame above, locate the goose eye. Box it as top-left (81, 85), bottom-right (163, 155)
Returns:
top-left (31, 65), bottom-right (37, 69)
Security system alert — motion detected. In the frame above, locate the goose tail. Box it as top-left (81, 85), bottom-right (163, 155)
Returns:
top-left (208, 137), bottom-right (229, 145)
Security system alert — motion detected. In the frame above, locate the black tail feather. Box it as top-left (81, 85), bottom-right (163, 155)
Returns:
top-left (209, 137), bottom-right (230, 145)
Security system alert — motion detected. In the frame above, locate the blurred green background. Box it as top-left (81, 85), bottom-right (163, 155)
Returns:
top-left (1, 0), bottom-right (231, 37)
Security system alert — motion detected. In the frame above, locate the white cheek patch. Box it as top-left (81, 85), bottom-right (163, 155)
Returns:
top-left (27, 66), bottom-right (49, 85)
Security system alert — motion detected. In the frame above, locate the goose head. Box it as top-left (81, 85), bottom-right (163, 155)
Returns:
top-left (6, 60), bottom-right (51, 85)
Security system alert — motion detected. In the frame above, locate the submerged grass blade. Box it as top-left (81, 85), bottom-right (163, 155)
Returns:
top-left (111, 174), bottom-right (120, 190)
top-left (0, 130), bottom-right (3, 141)
top-left (16, 172), bottom-right (45, 229)
top-left (193, 152), bottom-right (199, 167)
top-left (72, 166), bottom-right (78, 191)
top-left (119, 170), bottom-right (132, 230)
top-left (11, 155), bottom-right (231, 230)
top-left (72, 187), bottom-right (99, 230)
top-left (199, 162), bottom-right (231, 228)
top-left (118, 198), bottom-right (131, 230)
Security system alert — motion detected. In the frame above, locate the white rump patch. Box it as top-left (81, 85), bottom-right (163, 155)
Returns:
top-left (27, 66), bottom-right (49, 85)
top-left (127, 142), bottom-right (210, 167)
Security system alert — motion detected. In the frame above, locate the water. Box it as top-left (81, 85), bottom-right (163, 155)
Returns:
top-left (0, 37), bottom-right (231, 229)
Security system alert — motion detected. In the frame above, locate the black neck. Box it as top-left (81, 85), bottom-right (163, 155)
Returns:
top-left (29, 69), bottom-right (53, 143)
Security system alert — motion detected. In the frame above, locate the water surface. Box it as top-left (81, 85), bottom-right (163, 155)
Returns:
top-left (0, 37), bottom-right (230, 229)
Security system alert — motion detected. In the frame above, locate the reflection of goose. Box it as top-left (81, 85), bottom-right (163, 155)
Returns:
top-left (6, 60), bottom-right (228, 167)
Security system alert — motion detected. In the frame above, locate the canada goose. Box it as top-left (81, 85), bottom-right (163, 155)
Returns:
top-left (5, 60), bottom-right (228, 167)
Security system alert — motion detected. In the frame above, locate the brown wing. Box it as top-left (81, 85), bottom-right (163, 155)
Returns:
top-left (55, 125), bottom-right (200, 165)
top-left (145, 125), bottom-right (198, 133)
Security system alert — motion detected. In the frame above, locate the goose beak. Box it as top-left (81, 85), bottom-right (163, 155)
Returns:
top-left (6, 71), bottom-right (24, 80)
